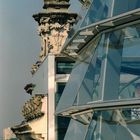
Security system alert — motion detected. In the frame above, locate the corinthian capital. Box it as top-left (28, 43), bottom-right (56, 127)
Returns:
top-left (37, 23), bottom-right (50, 35)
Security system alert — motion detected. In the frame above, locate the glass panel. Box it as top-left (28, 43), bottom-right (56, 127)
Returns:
top-left (119, 24), bottom-right (140, 99)
top-left (56, 83), bottom-right (70, 140)
top-left (113, 0), bottom-right (140, 16)
top-left (75, 35), bottom-right (105, 105)
top-left (81, 0), bottom-right (113, 27)
top-left (56, 83), bottom-right (66, 106)
top-left (101, 23), bottom-right (140, 101)
top-left (92, 35), bottom-right (106, 101)
top-left (56, 36), bottom-right (101, 112)
top-left (119, 75), bottom-right (140, 99)
top-left (68, 0), bottom-right (91, 38)
top-left (64, 119), bottom-right (88, 140)
top-left (56, 116), bottom-right (70, 140)
top-left (101, 29), bottom-right (124, 100)
top-left (85, 108), bottom-right (140, 140)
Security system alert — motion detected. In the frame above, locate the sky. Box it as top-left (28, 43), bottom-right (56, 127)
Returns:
top-left (0, 0), bottom-right (82, 138)
top-left (0, 0), bottom-right (42, 138)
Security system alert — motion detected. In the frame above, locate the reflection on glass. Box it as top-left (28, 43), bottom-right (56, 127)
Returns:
top-left (101, 23), bottom-right (140, 101)
top-left (119, 75), bottom-right (140, 99)
top-left (73, 36), bottom-right (104, 105)
top-left (56, 83), bottom-right (66, 106)
top-left (113, 0), bottom-right (140, 16)
top-left (119, 24), bottom-right (140, 100)
top-left (81, 0), bottom-right (111, 27)
top-left (55, 83), bottom-right (70, 140)
top-left (73, 23), bottom-right (140, 104)
top-left (56, 116), bottom-right (70, 140)
top-left (91, 35), bottom-right (105, 101)
top-left (86, 108), bottom-right (140, 140)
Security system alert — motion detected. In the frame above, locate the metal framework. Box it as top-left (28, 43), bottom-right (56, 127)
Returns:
top-left (62, 8), bottom-right (140, 59)
top-left (56, 8), bottom-right (140, 126)
top-left (56, 98), bottom-right (140, 125)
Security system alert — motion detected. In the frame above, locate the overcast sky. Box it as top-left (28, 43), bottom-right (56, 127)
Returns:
top-left (0, 0), bottom-right (42, 137)
top-left (0, 0), bottom-right (81, 138)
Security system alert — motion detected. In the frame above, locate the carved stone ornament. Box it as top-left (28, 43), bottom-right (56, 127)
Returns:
top-left (24, 83), bottom-right (36, 95)
top-left (37, 20), bottom-right (74, 62)
top-left (31, 0), bottom-right (78, 74)
top-left (22, 95), bottom-right (45, 121)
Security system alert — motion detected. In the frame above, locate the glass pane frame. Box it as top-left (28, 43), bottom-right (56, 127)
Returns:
top-left (99, 22), bottom-right (140, 102)
top-left (85, 107), bottom-right (140, 140)
top-left (56, 10), bottom-right (140, 124)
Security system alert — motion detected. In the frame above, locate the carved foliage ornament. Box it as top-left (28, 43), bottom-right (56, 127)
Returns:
top-left (37, 17), bottom-right (75, 62)
top-left (22, 95), bottom-right (45, 121)
top-left (30, 19), bottom-right (74, 75)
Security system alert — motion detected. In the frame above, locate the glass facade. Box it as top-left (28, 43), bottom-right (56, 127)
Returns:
top-left (81, 0), bottom-right (112, 27)
top-left (56, 0), bottom-right (140, 140)
top-left (56, 83), bottom-right (66, 106)
top-left (72, 0), bottom-right (140, 30)
top-left (56, 83), bottom-right (70, 140)
top-left (85, 108), bottom-right (140, 140)
top-left (73, 36), bottom-right (104, 105)
top-left (60, 23), bottom-right (140, 104)
top-left (110, 23), bottom-right (140, 100)
top-left (113, 0), bottom-right (140, 16)
top-left (56, 116), bottom-right (70, 140)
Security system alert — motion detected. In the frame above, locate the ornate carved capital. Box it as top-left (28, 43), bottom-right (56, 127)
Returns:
top-left (37, 19), bottom-right (76, 63)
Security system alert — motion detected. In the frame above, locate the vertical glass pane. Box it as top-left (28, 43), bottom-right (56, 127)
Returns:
top-left (74, 35), bottom-right (104, 105)
top-left (119, 24), bottom-right (140, 100)
top-left (56, 83), bottom-right (66, 106)
top-left (101, 29), bottom-right (124, 100)
top-left (86, 108), bottom-right (140, 140)
top-left (91, 35), bottom-right (105, 101)
top-left (56, 116), bottom-right (70, 140)
top-left (101, 23), bottom-right (140, 101)
top-left (56, 83), bottom-right (70, 140)
top-left (113, 0), bottom-right (140, 16)
top-left (81, 0), bottom-right (113, 27)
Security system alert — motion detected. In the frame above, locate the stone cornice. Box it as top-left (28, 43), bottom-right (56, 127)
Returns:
top-left (33, 12), bottom-right (77, 24)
